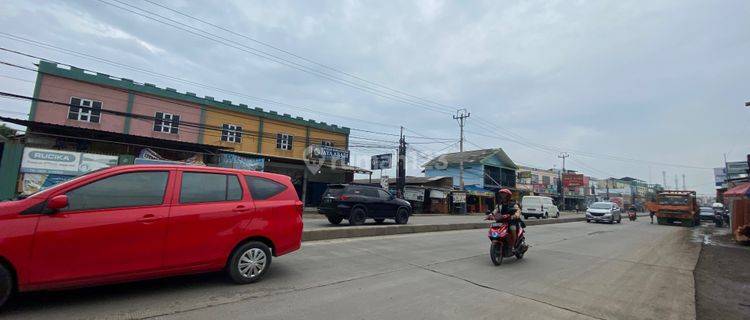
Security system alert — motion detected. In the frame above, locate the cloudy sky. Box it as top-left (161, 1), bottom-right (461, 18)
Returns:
top-left (1, 0), bottom-right (749, 194)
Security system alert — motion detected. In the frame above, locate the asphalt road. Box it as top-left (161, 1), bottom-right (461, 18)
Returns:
top-left (1, 219), bottom-right (701, 320)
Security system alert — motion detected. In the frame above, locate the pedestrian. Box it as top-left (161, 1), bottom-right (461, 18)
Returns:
top-left (649, 211), bottom-right (655, 224)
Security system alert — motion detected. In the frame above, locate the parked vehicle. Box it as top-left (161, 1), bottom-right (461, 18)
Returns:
top-left (653, 190), bottom-right (700, 227)
top-left (318, 184), bottom-right (412, 225)
top-left (699, 206), bottom-right (715, 222)
top-left (486, 211), bottom-right (528, 266)
top-left (521, 196), bottom-right (559, 219)
top-left (0, 165), bottom-right (303, 308)
top-left (586, 202), bottom-right (622, 224)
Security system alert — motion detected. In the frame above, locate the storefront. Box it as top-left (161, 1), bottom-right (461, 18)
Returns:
top-left (465, 185), bottom-right (496, 213)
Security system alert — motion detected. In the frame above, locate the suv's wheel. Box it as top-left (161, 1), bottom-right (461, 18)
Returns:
top-left (374, 218), bottom-right (385, 224)
top-left (544, 212), bottom-right (549, 219)
top-left (326, 215), bottom-right (344, 225)
top-left (394, 207), bottom-right (410, 224)
top-left (227, 241), bottom-right (272, 284)
top-left (0, 264), bottom-right (13, 309)
top-left (349, 207), bottom-right (367, 225)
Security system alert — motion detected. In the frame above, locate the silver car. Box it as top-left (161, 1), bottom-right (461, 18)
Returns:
top-left (586, 202), bottom-right (622, 224)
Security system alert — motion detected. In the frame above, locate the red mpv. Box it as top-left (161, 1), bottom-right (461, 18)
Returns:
top-left (0, 165), bottom-right (303, 307)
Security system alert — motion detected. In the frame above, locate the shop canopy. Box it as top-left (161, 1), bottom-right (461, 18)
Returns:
top-left (724, 182), bottom-right (750, 197)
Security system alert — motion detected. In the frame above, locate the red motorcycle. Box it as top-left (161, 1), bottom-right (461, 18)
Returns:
top-left (486, 213), bottom-right (528, 266)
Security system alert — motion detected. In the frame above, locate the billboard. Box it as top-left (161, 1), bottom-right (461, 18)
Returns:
top-left (371, 153), bottom-right (393, 170)
top-left (21, 147), bottom-right (117, 176)
top-left (562, 173), bottom-right (585, 187)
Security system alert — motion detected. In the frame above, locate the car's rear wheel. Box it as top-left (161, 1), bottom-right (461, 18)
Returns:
top-left (227, 241), bottom-right (272, 284)
top-left (374, 218), bottom-right (385, 224)
top-left (349, 207), bottom-right (367, 225)
top-left (0, 264), bottom-right (13, 309)
top-left (394, 207), bottom-right (410, 224)
top-left (326, 215), bottom-right (344, 225)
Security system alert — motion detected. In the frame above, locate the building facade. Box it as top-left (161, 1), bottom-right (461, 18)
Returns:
top-left (0, 61), bottom-right (364, 203)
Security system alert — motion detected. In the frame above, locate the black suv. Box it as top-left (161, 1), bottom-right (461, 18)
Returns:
top-left (318, 184), bottom-right (412, 225)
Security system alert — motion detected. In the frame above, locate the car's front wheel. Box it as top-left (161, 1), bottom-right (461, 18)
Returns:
top-left (394, 207), bottom-right (410, 224)
top-left (0, 264), bottom-right (13, 309)
top-left (227, 241), bottom-right (272, 284)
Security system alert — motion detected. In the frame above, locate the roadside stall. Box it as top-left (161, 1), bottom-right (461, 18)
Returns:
top-left (465, 185), bottom-right (496, 213)
top-left (427, 188), bottom-right (451, 214)
top-left (451, 190), bottom-right (467, 214)
top-left (723, 182), bottom-right (750, 243)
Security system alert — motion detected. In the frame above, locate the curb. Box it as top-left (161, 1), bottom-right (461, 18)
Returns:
top-left (302, 216), bottom-right (586, 241)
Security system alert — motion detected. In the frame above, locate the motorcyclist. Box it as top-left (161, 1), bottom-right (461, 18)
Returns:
top-left (491, 188), bottom-right (522, 252)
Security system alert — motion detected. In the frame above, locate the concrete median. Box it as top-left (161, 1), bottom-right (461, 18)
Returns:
top-left (302, 215), bottom-right (586, 241)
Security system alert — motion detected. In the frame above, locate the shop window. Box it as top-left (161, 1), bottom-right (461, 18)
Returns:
top-left (245, 176), bottom-right (287, 200)
top-left (68, 97), bottom-right (102, 123)
top-left (321, 140), bottom-right (334, 147)
top-left (276, 133), bottom-right (293, 150)
top-left (64, 171), bottom-right (168, 211)
top-left (180, 172), bottom-right (243, 204)
top-left (221, 124), bottom-right (242, 143)
top-left (154, 112), bottom-right (180, 134)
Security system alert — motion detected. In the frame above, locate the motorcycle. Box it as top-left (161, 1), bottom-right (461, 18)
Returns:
top-left (628, 209), bottom-right (637, 221)
top-left (486, 212), bottom-right (528, 266)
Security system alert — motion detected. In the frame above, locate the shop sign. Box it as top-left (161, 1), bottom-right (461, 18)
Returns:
top-left (563, 173), bottom-right (585, 187)
top-left (219, 153), bottom-right (264, 171)
top-left (21, 147), bottom-right (116, 175)
top-left (517, 171), bottom-right (532, 179)
top-left (452, 192), bottom-right (467, 203)
top-left (430, 189), bottom-right (447, 199)
top-left (371, 153), bottom-right (393, 170)
top-left (404, 188), bottom-right (425, 201)
top-left (306, 145), bottom-right (350, 163)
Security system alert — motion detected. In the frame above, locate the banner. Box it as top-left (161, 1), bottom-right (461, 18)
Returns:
top-left (21, 147), bottom-right (117, 176)
top-left (563, 173), bottom-right (585, 187)
top-left (404, 188), bottom-right (425, 202)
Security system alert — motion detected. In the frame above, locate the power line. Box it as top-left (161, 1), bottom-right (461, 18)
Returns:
top-left (94, 0), bottom-right (455, 115)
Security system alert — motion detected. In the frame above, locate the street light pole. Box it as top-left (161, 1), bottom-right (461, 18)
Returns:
top-left (558, 152), bottom-right (569, 210)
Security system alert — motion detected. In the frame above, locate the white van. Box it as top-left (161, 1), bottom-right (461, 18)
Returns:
top-left (521, 196), bottom-right (559, 219)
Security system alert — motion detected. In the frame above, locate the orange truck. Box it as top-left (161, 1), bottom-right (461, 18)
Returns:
top-left (648, 190), bottom-right (700, 227)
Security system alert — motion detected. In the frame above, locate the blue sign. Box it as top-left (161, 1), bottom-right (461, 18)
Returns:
top-left (219, 153), bottom-right (265, 171)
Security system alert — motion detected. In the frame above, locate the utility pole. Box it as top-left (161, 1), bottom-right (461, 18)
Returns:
top-left (396, 126), bottom-right (406, 198)
top-left (453, 109), bottom-right (470, 189)
top-left (674, 174), bottom-right (679, 190)
top-left (662, 171), bottom-right (667, 188)
top-left (724, 153), bottom-right (730, 189)
top-left (558, 152), bottom-right (569, 210)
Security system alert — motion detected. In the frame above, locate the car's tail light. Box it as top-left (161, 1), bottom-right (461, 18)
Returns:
top-left (340, 195), bottom-right (350, 201)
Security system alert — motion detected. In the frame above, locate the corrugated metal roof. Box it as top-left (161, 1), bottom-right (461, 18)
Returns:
top-left (423, 148), bottom-right (517, 169)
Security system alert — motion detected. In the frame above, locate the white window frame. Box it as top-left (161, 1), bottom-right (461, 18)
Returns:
top-left (154, 112), bottom-right (179, 134)
top-left (221, 124), bottom-right (242, 143)
top-left (276, 133), bottom-right (293, 150)
top-left (68, 97), bottom-right (102, 123)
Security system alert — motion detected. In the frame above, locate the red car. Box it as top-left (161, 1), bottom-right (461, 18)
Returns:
top-left (0, 165), bottom-right (303, 307)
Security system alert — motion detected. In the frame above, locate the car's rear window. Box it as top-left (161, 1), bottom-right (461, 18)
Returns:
top-left (324, 185), bottom-right (346, 197)
top-left (246, 176), bottom-right (288, 200)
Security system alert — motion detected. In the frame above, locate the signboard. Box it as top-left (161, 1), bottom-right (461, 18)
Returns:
top-left (430, 189), bottom-right (447, 199)
top-left (371, 153), bottom-right (393, 170)
top-left (380, 175), bottom-right (389, 190)
top-left (452, 192), bottom-right (466, 203)
top-left (404, 188), bottom-right (425, 202)
top-left (219, 153), bottom-right (264, 171)
top-left (21, 148), bottom-right (81, 175)
top-left (517, 171), bottom-right (532, 179)
top-left (306, 145), bottom-right (350, 163)
top-left (562, 173), bottom-right (585, 187)
top-left (21, 173), bottom-right (75, 194)
top-left (21, 147), bottom-right (117, 176)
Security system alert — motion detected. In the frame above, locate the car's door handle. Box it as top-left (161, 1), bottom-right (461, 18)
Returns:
top-left (137, 214), bottom-right (160, 223)
top-left (233, 205), bottom-right (251, 213)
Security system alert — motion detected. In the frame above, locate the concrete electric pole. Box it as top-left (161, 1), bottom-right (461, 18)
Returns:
top-left (662, 171), bottom-right (667, 188)
top-left (674, 174), bottom-right (679, 190)
top-left (396, 126), bottom-right (406, 198)
top-left (682, 174), bottom-right (686, 190)
top-left (453, 109), bottom-right (470, 189)
top-left (558, 152), bottom-right (569, 210)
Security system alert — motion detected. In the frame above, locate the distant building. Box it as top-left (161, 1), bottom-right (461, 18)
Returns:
top-left (423, 148), bottom-right (517, 190)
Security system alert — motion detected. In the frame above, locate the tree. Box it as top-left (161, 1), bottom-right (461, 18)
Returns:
top-left (0, 123), bottom-right (17, 138)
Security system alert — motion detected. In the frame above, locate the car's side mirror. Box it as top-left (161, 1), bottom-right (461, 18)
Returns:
top-left (47, 195), bottom-right (68, 211)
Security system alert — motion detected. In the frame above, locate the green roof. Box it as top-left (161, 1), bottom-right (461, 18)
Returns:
top-left (36, 61), bottom-right (350, 134)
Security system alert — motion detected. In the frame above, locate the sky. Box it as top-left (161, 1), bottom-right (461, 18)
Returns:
top-left (1, 0), bottom-right (749, 195)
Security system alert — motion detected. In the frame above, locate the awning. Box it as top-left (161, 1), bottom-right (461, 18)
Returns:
top-left (724, 182), bottom-right (750, 197)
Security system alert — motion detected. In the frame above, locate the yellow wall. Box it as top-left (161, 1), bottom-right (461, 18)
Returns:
top-left (204, 108), bottom-right (348, 159)
top-left (203, 109), bottom-right (261, 153)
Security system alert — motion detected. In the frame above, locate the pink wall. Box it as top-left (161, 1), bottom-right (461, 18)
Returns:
top-left (34, 75), bottom-right (128, 133)
top-left (128, 95), bottom-right (201, 143)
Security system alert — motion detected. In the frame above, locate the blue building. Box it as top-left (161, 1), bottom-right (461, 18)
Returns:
top-left (423, 148), bottom-right (518, 190)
